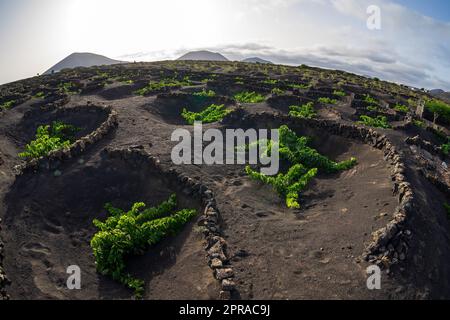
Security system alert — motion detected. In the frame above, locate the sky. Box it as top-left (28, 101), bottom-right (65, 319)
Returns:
top-left (0, 0), bottom-right (449, 90)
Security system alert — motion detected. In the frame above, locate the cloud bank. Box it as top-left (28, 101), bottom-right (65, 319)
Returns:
top-left (1, 0), bottom-right (449, 90)
top-left (118, 0), bottom-right (450, 90)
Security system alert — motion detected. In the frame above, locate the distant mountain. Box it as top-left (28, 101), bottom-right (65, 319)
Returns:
top-left (177, 50), bottom-right (228, 62)
top-left (430, 89), bottom-right (450, 103)
top-left (242, 57), bottom-right (273, 64)
top-left (44, 52), bottom-right (123, 74)
top-left (430, 89), bottom-right (445, 95)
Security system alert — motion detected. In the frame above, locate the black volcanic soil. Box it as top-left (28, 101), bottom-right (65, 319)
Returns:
top-left (0, 61), bottom-right (449, 300)
top-left (216, 142), bottom-right (396, 299)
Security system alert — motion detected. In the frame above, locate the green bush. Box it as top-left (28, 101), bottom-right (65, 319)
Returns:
top-left (121, 79), bottom-right (134, 84)
top-left (394, 104), bottom-right (409, 113)
top-left (18, 121), bottom-right (80, 159)
top-left (246, 164), bottom-right (317, 208)
top-left (245, 125), bottom-right (357, 208)
top-left (91, 194), bottom-right (197, 298)
top-left (358, 115), bottom-right (391, 129)
top-left (366, 106), bottom-right (380, 112)
top-left (413, 119), bottom-right (426, 129)
top-left (234, 91), bottom-right (265, 103)
top-left (363, 94), bottom-right (378, 105)
top-left (134, 78), bottom-right (190, 96)
top-left (58, 82), bottom-right (80, 95)
top-left (333, 90), bottom-right (346, 97)
top-left (271, 88), bottom-right (285, 95)
top-left (0, 100), bottom-right (15, 110)
top-left (96, 72), bottom-right (109, 80)
top-left (289, 83), bottom-right (310, 90)
top-left (34, 91), bottom-right (46, 99)
top-left (442, 143), bottom-right (449, 156)
top-left (425, 99), bottom-right (450, 123)
top-left (289, 102), bottom-right (316, 119)
top-left (181, 104), bottom-right (231, 124)
top-left (263, 79), bottom-right (279, 85)
top-left (193, 89), bottom-right (216, 97)
top-left (436, 132), bottom-right (450, 155)
top-left (318, 97), bottom-right (337, 104)
top-left (276, 125), bottom-right (357, 173)
top-left (234, 77), bottom-right (244, 85)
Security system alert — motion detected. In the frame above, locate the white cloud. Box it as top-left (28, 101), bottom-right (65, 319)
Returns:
top-left (124, 40), bottom-right (449, 90)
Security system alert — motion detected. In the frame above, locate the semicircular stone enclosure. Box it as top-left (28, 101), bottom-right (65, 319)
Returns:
top-left (3, 149), bottom-right (219, 299)
top-left (0, 60), bottom-right (449, 300)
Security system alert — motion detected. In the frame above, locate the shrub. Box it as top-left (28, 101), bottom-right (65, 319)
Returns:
top-left (34, 91), bottom-right (46, 99)
top-left (366, 106), bottom-right (379, 112)
top-left (246, 164), bottom-right (317, 208)
top-left (234, 91), bottom-right (265, 103)
top-left (442, 142), bottom-right (449, 156)
top-left (96, 72), bottom-right (109, 80)
top-left (358, 115), bottom-right (391, 129)
top-left (425, 99), bottom-right (450, 123)
top-left (91, 194), bottom-right (197, 298)
top-left (245, 125), bottom-right (357, 208)
top-left (18, 121), bottom-right (80, 159)
top-left (193, 89), bottom-right (216, 97)
top-left (276, 125), bottom-right (357, 173)
top-left (181, 104), bottom-right (231, 124)
top-left (263, 79), bottom-right (279, 85)
top-left (413, 119), bottom-right (426, 129)
top-left (289, 102), bottom-right (316, 119)
top-left (333, 90), bottom-right (346, 97)
top-left (318, 97), bottom-right (337, 104)
top-left (436, 132), bottom-right (450, 155)
top-left (134, 78), bottom-right (190, 96)
top-left (289, 83), bottom-right (310, 90)
top-left (271, 88), bottom-right (285, 95)
top-left (234, 77), bottom-right (244, 85)
top-left (364, 94), bottom-right (378, 105)
top-left (0, 100), bottom-right (15, 110)
top-left (394, 104), bottom-right (409, 113)
top-left (121, 79), bottom-right (134, 84)
top-left (58, 82), bottom-right (80, 95)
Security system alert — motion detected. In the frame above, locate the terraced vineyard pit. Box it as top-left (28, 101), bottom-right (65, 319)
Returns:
top-left (2, 152), bottom-right (218, 299)
top-left (11, 106), bottom-right (110, 149)
top-left (148, 92), bottom-right (235, 125)
top-left (215, 120), bottom-right (399, 299)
